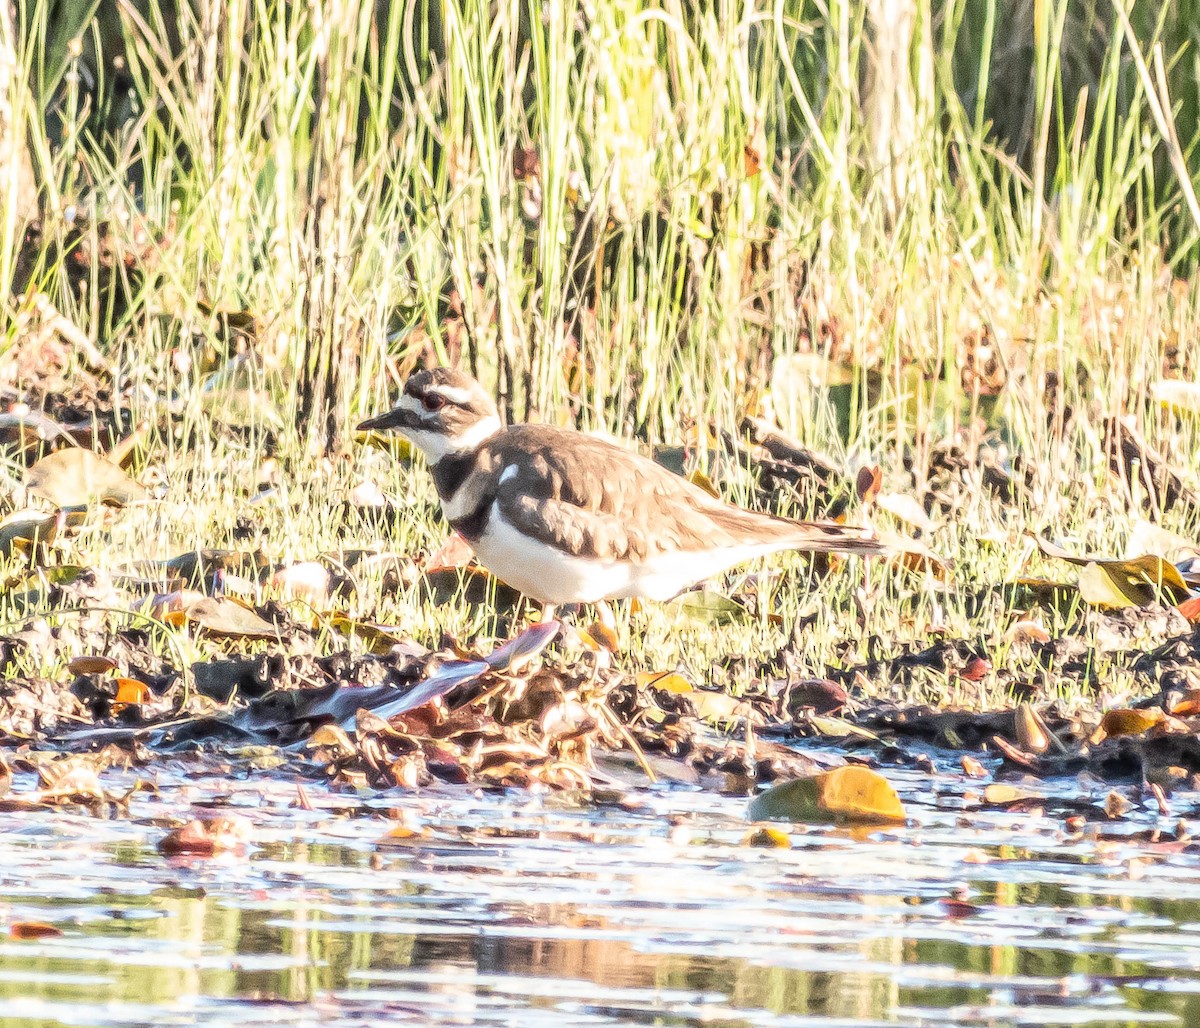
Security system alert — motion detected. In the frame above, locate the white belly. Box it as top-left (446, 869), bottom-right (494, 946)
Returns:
top-left (468, 504), bottom-right (783, 605)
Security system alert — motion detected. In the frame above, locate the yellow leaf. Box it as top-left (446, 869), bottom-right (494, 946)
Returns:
top-left (742, 826), bottom-right (791, 848)
top-left (1077, 562), bottom-right (1137, 608)
top-left (635, 671), bottom-right (693, 694)
top-left (686, 468), bottom-right (721, 499)
top-left (112, 678), bottom-right (149, 712)
top-left (329, 614), bottom-right (403, 655)
top-left (748, 766), bottom-right (907, 826)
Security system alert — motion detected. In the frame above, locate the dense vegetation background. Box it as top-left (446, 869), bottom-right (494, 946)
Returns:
top-left (2, 0), bottom-right (1199, 516)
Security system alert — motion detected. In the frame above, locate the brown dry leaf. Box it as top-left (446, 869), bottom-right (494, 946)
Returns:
top-left (1170, 691), bottom-right (1200, 717)
top-left (856, 465), bottom-right (882, 505)
top-left (306, 724), bottom-right (356, 757)
top-left (9, 921), bottom-right (64, 940)
top-left (939, 898), bottom-right (981, 919)
top-left (1178, 596), bottom-right (1200, 623)
top-left (426, 532), bottom-right (475, 570)
top-left (960, 755), bottom-right (988, 778)
top-left (1095, 707), bottom-right (1165, 742)
top-left (68, 655), bottom-right (118, 675)
top-left (1105, 791), bottom-right (1132, 819)
top-left (578, 619), bottom-right (619, 652)
top-left (26, 448), bottom-right (147, 507)
top-left (883, 537), bottom-right (952, 581)
top-left (742, 142), bottom-right (762, 177)
top-left (376, 823), bottom-right (432, 847)
top-left (784, 678), bottom-right (848, 715)
top-left (187, 597), bottom-right (281, 640)
top-left (1005, 619), bottom-right (1051, 645)
top-left (748, 765), bottom-right (907, 826)
top-left (958, 656), bottom-right (991, 682)
top-left (158, 815), bottom-right (249, 856)
top-left (1014, 703), bottom-right (1049, 753)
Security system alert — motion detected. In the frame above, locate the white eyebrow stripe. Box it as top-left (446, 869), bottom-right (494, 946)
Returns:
top-left (433, 385), bottom-right (476, 405)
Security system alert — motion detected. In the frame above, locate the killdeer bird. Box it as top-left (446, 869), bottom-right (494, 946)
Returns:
top-left (358, 368), bottom-right (885, 622)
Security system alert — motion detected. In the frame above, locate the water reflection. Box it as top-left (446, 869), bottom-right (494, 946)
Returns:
top-left (0, 768), bottom-right (1196, 1026)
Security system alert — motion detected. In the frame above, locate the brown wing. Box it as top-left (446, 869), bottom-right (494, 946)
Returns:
top-left (488, 425), bottom-right (883, 562)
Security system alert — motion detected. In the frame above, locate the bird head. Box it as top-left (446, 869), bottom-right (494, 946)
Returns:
top-left (357, 367), bottom-right (502, 463)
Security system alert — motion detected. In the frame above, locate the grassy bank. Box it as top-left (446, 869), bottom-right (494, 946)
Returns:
top-left (0, 0), bottom-right (1199, 700)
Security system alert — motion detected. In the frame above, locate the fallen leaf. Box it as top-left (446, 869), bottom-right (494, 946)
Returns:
top-left (1014, 703), bottom-right (1049, 753)
top-left (114, 678), bottom-right (149, 706)
top-left (9, 921), bottom-right (64, 940)
top-left (187, 597), bottom-right (281, 639)
top-left (669, 589), bottom-right (751, 624)
top-left (742, 826), bottom-right (791, 848)
top-left (426, 532), bottom-right (475, 570)
top-left (982, 783), bottom-right (1040, 805)
top-left (783, 678), bottom-right (847, 715)
top-left (1038, 538), bottom-right (1192, 606)
top-left (0, 508), bottom-right (62, 558)
top-left (748, 766), bottom-right (907, 826)
top-left (855, 465), bottom-right (882, 505)
top-left (960, 755), bottom-right (988, 778)
top-left (958, 656), bottom-right (991, 682)
top-left (26, 448), bottom-right (146, 507)
top-left (68, 655), bottom-right (119, 675)
top-left (1005, 619), bottom-right (1051, 645)
top-left (635, 671), bottom-right (693, 694)
top-left (1169, 691), bottom-right (1200, 717)
top-left (1095, 707), bottom-right (1164, 741)
top-left (1105, 791), bottom-right (1132, 819)
top-left (690, 691), bottom-right (747, 725)
top-left (1178, 596), bottom-right (1200, 623)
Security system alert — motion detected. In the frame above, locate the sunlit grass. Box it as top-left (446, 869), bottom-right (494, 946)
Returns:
top-left (0, 0), bottom-right (1198, 708)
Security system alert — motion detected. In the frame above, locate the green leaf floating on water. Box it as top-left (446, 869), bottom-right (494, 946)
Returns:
top-left (748, 765), bottom-right (907, 826)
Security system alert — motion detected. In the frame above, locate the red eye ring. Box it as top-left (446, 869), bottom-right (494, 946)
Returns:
top-left (421, 393), bottom-right (446, 412)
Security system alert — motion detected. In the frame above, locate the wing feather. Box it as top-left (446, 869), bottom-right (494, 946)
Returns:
top-left (486, 426), bottom-right (882, 562)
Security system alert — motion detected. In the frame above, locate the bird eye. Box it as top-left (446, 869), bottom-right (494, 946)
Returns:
top-left (422, 393), bottom-right (447, 412)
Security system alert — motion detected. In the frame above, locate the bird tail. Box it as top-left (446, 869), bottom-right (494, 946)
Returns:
top-left (780, 519), bottom-right (890, 557)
